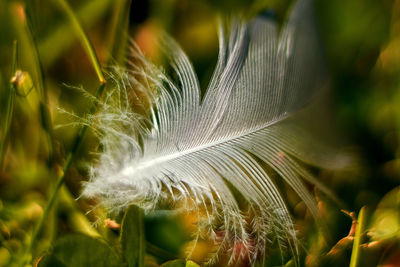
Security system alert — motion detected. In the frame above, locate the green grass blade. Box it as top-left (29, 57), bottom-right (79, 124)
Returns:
top-left (349, 206), bottom-right (366, 267)
top-left (106, 0), bottom-right (132, 64)
top-left (120, 205), bottom-right (145, 267)
top-left (39, 0), bottom-right (111, 67)
top-left (12, 4), bottom-right (55, 165)
top-left (54, 0), bottom-right (106, 84)
top-left (28, 82), bottom-right (105, 259)
top-left (0, 41), bottom-right (18, 171)
top-left (29, 0), bottom-right (108, 260)
top-left (11, 41), bottom-right (18, 76)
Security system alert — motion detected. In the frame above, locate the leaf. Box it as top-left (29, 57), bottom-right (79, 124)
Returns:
top-left (185, 260), bottom-right (201, 267)
top-left (349, 207), bottom-right (366, 267)
top-left (369, 186), bottom-right (400, 241)
top-left (120, 205), bottom-right (145, 267)
top-left (38, 234), bottom-right (121, 267)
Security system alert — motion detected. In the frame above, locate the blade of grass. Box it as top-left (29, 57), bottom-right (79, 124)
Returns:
top-left (54, 0), bottom-right (106, 84)
top-left (349, 206), bottom-right (366, 267)
top-left (120, 205), bottom-right (145, 267)
top-left (11, 4), bottom-right (55, 166)
top-left (26, 18), bottom-right (55, 168)
top-left (0, 41), bottom-right (18, 171)
top-left (105, 0), bottom-right (132, 64)
top-left (28, 82), bottom-right (105, 256)
top-left (39, 0), bottom-right (112, 67)
top-left (29, 0), bottom-right (107, 260)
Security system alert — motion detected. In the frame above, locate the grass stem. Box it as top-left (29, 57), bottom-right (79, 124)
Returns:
top-left (0, 41), bottom-right (18, 171)
top-left (15, 4), bottom-right (55, 166)
top-left (28, 82), bottom-right (105, 257)
top-left (105, 0), bottom-right (132, 64)
top-left (55, 0), bottom-right (106, 84)
top-left (29, 0), bottom-right (107, 260)
top-left (349, 206), bottom-right (366, 267)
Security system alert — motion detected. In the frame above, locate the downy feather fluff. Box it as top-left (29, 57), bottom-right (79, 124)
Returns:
top-left (83, 0), bottom-right (349, 263)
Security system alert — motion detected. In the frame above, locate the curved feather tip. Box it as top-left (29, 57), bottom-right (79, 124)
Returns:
top-left (82, 0), bottom-right (352, 264)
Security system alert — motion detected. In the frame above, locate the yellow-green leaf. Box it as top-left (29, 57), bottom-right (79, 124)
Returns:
top-left (120, 205), bottom-right (145, 267)
top-left (349, 206), bottom-right (366, 267)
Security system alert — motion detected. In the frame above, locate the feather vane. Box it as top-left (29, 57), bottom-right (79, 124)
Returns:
top-left (83, 0), bottom-right (349, 263)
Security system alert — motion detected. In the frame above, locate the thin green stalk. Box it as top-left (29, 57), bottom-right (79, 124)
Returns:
top-left (105, 0), bottom-right (124, 60)
top-left (0, 41), bottom-right (18, 171)
top-left (106, 0), bottom-right (132, 64)
top-left (14, 4), bottom-right (55, 166)
top-left (29, 83), bottom-right (105, 255)
top-left (29, 0), bottom-right (107, 259)
top-left (349, 206), bottom-right (366, 267)
top-left (39, 0), bottom-right (112, 67)
top-left (55, 0), bottom-right (106, 84)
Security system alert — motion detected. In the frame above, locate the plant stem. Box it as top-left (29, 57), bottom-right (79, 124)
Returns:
top-left (29, 0), bottom-right (107, 259)
top-left (55, 0), bottom-right (106, 84)
top-left (349, 206), bottom-right (366, 267)
top-left (15, 4), bottom-right (55, 166)
top-left (29, 82), bottom-right (105, 255)
top-left (105, 0), bottom-right (132, 64)
top-left (0, 41), bottom-right (18, 171)
top-left (39, 0), bottom-right (112, 67)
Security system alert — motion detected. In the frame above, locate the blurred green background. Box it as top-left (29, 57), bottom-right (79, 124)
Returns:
top-left (0, 0), bottom-right (400, 266)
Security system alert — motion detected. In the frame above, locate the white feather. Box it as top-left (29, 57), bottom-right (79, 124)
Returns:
top-left (83, 0), bottom-right (350, 263)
